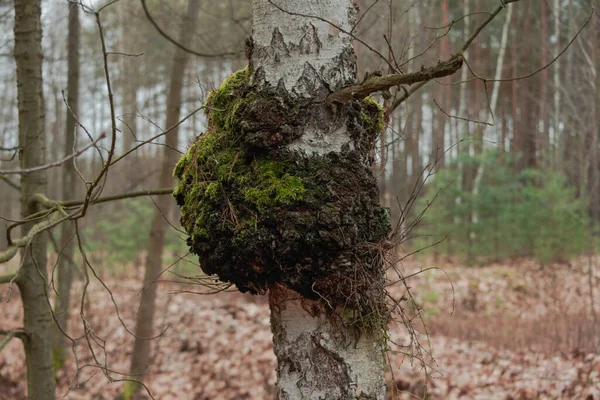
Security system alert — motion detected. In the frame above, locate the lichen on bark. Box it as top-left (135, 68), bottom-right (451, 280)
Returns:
top-left (174, 66), bottom-right (390, 328)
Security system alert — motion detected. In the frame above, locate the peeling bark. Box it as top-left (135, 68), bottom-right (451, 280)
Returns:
top-left (269, 285), bottom-right (385, 400)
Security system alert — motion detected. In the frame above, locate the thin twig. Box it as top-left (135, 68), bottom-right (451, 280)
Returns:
top-left (0, 132), bottom-right (106, 175)
top-left (140, 0), bottom-right (236, 58)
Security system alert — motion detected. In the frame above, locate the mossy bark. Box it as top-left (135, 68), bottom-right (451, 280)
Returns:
top-left (175, 1), bottom-right (390, 398)
top-left (175, 70), bottom-right (389, 315)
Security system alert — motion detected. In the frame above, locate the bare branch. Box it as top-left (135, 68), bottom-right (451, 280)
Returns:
top-left (0, 145), bottom-right (18, 152)
top-left (60, 188), bottom-right (174, 208)
top-left (328, 57), bottom-right (463, 104)
top-left (391, 0), bottom-right (521, 111)
top-left (432, 98), bottom-right (493, 126)
top-left (0, 132), bottom-right (106, 175)
top-left (110, 106), bottom-right (204, 167)
top-left (0, 174), bottom-right (20, 191)
top-left (0, 274), bottom-right (16, 284)
top-left (0, 329), bottom-right (27, 346)
top-left (140, 0), bottom-right (237, 58)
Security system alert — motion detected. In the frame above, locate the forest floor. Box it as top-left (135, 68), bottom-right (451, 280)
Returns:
top-left (1, 255), bottom-right (600, 399)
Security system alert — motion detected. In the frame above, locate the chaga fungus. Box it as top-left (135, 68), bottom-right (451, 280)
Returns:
top-left (174, 67), bottom-right (390, 319)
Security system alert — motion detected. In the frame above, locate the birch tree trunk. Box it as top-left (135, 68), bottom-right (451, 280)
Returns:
top-left (552, 0), bottom-right (560, 167)
top-left (13, 0), bottom-right (55, 397)
top-left (471, 4), bottom-right (513, 225)
top-left (252, 1), bottom-right (386, 398)
top-left (53, 0), bottom-right (80, 368)
top-left (124, 0), bottom-right (199, 397)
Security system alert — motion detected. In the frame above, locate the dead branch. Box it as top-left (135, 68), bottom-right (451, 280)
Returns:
top-left (0, 132), bottom-right (106, 175)
top-left (327, 56), bottom-right (463, 104)
top-left (0, 274), bottom-right (15, 284)
top-left (140, 0), bottom-right (236, 58)
top-left (0, 174), bottom-right (20, 191)
top-left (0, 328), bottom-right (27, 345)
top-left (0, 188), bottom-right (173, 264)
top-left (391, 0), bottom-right (521, 111)
top-left (59, 188), bottom-right (174, 208)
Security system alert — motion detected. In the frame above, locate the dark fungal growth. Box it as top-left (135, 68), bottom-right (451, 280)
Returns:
top-left (173, 67), bottom-right (390, 323)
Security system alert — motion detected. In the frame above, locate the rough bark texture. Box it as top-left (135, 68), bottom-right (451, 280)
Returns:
top-left (125, 0), bottom-right (199, 396)
top-left (54, 0), bottom-right (80, 368)
top-left (13, 0), bottom-right (55, 397)
top-left (269, 285), bottom-right (385, 400)
top-left (178, 0), bottom-right (388, 398)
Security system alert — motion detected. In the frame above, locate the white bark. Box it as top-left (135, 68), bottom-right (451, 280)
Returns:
top-left (270, 286), bottom-right (385, 400)
top-left (454, 0), bottom-right (469, 225)
top-left (252, 1), bottom-right (386, 398)
top-left (552, 0), bottom-right (560, 153)
top-left (485, 4), bottom-right (512, 144)
top-left (456, 0), bottom-right (470, 143)
top-left (251, 0), bottom-right (356, 96)
top-left (472, 4), bottom-right (512, 225)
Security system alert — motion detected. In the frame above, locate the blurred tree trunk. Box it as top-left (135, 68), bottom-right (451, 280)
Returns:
top-left (252, 1), bottom-right (386, 398)
top-left (470, 3), bottom-right (512, 259)
top-left (50, 85), bottom-right (63, 201)
top-left (120, 0), bottom-right (138, 156)
top-left (522, 3), bottom-right (537, 169)
top-left (510, 6), bottom-right (520, 159)
top-left (411, 3), bottom-right (425, 190)
top-left (539, 1), bottom-right (549, 155)
top-left (551, 0), bottom-right (560, 168)
top-left (13, 0), bottom-right (54, 397)
top-left (53, 0), bottom-right (80, 369)
top-left (430, 1), bottom-right (449, 167)
top-left (591, 12), bottom-right (600, 222)
top-left (412, 92), bottom-right (422, 187)
top-left (124, 0), bottom-right (200, 397)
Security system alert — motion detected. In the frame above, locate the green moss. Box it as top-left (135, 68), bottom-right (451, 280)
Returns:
top-left (205, 181), bottom-right (222, 201)
top-left (361, 96), bottom-right (385, 134)
top-left (242, 160), bottom-right (305, 210)
top-left (206, 67), bottom-right (250, 133)
top-left (122, 381), bottom-right (139, 400)
top-left (421, 290), bottom-right (441, 304)
top-left (53, 348), bottom-right (65, 371)
top-left (173, 68), bottom-right (390, 323)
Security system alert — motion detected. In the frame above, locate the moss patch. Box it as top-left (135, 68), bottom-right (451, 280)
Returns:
top-left (174, 68), bottom-right (390, 320)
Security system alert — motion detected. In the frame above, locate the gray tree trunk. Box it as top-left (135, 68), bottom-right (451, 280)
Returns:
top-left (53, 0), bottom-right (80, 369)
top-left (252, 1), bottom-right (386, 398)
top-left (120, 0), bottom-right (139, 156)
top-left (124, 0), bottom-right (200, 397)
top-left (13, 0), bottom-right (55, 397)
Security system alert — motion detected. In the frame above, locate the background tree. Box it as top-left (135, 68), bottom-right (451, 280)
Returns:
top-left (1, 0), bottom-right (599, 399)
top-left (53, 0), bottom-right (80, 369)
top-left (124, 0), bottom-right (201, 397)
top-left (12, 0), bottom-right (54, 397)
